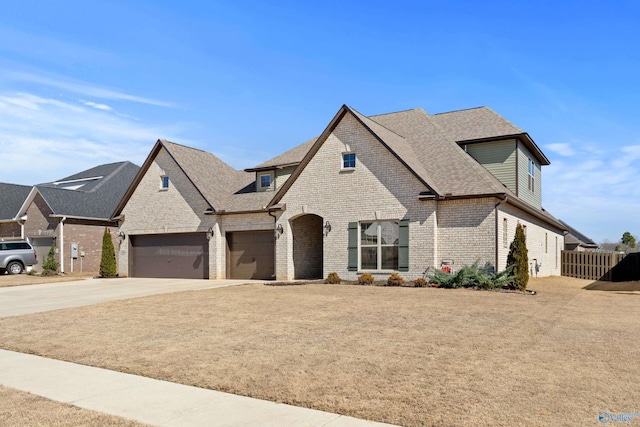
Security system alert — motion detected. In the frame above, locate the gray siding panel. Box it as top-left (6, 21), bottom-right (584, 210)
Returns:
top-left (466, 140), bottom-right (517, 193)
top-left (517, 144), bottom-right (542, 209)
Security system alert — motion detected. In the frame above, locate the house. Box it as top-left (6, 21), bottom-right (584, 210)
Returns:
top-left (114, 105), bottom-right (566, 280)
top-left (0, 183), bottom-right (33, 239)
top-left (559, 220), bottom-right (599, 251)
top-left (0, 162), bottom-right (139, 273)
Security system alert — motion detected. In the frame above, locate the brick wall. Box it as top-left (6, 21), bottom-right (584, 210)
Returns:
top-left (498, 203), bottom-right (564, 277)
top-left (437, 198), bottom-right (497, 271)
top-left (278, 113), bottom-right (436, 281)
top-left (0, 222), bottom-right (21, 239)
top-left (118, 148), bottom-right (215, 277)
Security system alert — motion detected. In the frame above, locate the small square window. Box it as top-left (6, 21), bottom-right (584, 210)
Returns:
top-left (260, 174), bottom-right (271, 188)
top-left (343, 153), bottom-right (356, 169)
top-left (161, 176), bottom-right (169, 189)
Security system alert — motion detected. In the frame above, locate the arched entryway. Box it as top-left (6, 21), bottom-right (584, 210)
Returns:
top-left (291, 214), bottom-right (323, 280)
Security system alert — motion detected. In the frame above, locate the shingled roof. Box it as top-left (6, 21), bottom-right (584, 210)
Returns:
top-left (36, 161), bottom-right (140, 219)
top-left (559, 220), bottom-right (599, 249)
top-left (0, 183), bottom-right (32, 220)
top-left (115, 104), bottom-right (562, 230)
top-left (430, 107), bottom-right (550, 165)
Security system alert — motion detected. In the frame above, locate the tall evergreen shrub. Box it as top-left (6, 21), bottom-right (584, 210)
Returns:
top-left (41, 242), bottom-right (59, 275)
top-left (99, 228), bottom-right (117, 278)
top-left (506, 223), bottom-right (529, 291)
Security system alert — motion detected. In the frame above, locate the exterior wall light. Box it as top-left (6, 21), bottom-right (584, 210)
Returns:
top-left (118, 231), bottom-right (126, 243)
top-left (324, 221), bottom-right (332, 236)
top-left (275, 224), bottom-right (284, 239)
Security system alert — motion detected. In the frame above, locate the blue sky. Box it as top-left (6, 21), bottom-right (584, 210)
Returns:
top-left (0, 1), bottom-right (638, 243)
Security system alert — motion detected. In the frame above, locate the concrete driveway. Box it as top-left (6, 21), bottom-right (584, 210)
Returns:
top-left (0, 278), bottom-right (262, 318)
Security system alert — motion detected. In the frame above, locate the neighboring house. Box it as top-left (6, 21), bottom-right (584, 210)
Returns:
top-left (558, 220), bottom-right (599, 251)
top-left (0, 183), bottom-right (33, 239)
top-left (0, 162), bottom-right (139, 273)
top-left (114, 104), bottom-right (566, 280)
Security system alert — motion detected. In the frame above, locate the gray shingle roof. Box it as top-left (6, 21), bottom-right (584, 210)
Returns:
top-left (369, 108), bottom-right (508, 197)
top-left (0, 183), bottom-right (32, 220)
top-left (559, 220), bottom-right (598, 248)
top-left (160, 140), bottom-right (254, 211)
top-left (430, 107), bottom-right (524, 142)
top-left (37, 161), bottom-right (140, 219)
top-left (121, 105), bottom-right (560, 231)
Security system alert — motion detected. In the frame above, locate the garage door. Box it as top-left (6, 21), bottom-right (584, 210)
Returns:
top-left (130, 233), bottom-right (208, 279)
top-left (226, 231), bottom-right (274, 280)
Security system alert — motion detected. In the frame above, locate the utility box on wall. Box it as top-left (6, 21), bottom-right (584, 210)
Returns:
top-left (70, 243), bottom-right (79, 259)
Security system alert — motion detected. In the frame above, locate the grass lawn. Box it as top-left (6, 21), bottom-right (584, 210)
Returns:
top-left (0, 276), bottom-right (638, 426)
top-left (0, 272), bottom-right (94, 287)
top-left (0, 385), bottom-right (150, 426)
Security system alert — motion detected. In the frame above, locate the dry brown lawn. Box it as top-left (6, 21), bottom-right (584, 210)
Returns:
top-left (0, 276), bottom-right (638, 426)
top-left (0, 272), bottom-right (94, 287)
top-left (0, 385), bottom-right (150, 426)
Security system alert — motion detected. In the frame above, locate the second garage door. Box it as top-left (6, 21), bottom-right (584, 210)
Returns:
top-left (130, 233), bottom-right (208, 279)
top-left (226, 231), bottom-right (274, 280)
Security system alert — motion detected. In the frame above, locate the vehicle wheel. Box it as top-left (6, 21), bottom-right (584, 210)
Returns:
top-left (7, 261), bottom-right (24, 275)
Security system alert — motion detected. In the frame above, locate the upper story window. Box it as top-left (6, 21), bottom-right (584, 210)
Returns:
top-left (257, 172), bottom-right (274, 191)
top-left (360, 221), bottom-right (399, 271)
top-left (528, 158), bottom-right (535, 192)
top-left (343, 152), bottom-right (356, 169)
top-left (260, 174), bottom-right (271, 189)
top-left (160, 175), bottom-right (169, 190)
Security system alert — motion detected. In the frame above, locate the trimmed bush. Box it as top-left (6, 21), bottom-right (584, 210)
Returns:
top-left (386, 272), bottom-right (404, 286)
top-left (99, 228), bottom-right (117, 278)
top-left (324, 272), bottom-right (342, 284)
top-left (427, 261), bottom-right (513, 290)
top-left (358, 272), bottom-right (374, 285)
top-left (42, 242), bottom-right (59, 274)
top-left (506, 223), bottom-right (529, 291)
top-left (412, 277), bottom-right (428, 288)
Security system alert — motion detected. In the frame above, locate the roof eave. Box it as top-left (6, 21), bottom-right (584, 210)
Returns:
top-left (244, 162), bottom-right (300, 173)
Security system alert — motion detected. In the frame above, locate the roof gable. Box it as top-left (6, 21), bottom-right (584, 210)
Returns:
top-left (36, 162), bottom-right (139, 220)
top-left (0, 183), bottom-right (32, 220)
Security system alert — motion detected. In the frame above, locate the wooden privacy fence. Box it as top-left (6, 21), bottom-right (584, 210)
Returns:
top-left (561, 251), bottom-right (629, 281)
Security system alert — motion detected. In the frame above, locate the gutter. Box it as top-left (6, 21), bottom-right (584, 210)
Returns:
top-left (204, 204), bottom-right (286, 216)
top-left (50, 214), bottom-right (115, 222)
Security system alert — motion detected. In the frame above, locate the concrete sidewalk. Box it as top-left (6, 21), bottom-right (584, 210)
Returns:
top-left (0, 350), bottom-right (398, 427)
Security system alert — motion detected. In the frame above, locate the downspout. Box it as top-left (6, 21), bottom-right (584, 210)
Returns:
top-left (59, 216), bottom-right (66, 273)
top-left (494, 196), bottom-right (507, 272)
top-left (268, 210), bottom-right (277, 280)
top-left (18, 215), bottom-right (27, 240)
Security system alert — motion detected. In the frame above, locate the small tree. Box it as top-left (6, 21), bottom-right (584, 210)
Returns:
top-left (41, 242), bottom-right (59, 276)
top-left (99, 228), bottom-right (117, 278)
top-left (506, 223), bottom-right (529, 291)
top-left (621, 232), bottom-right (636, 249)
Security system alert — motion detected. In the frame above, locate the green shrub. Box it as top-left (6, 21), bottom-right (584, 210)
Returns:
top-left (427, 262), bottom-right (513, 290)
top-left (358, 272), bottom-right (374, 285)
top-left (41, 269), bottom-right (57, 277)
top-left (42, 242), bottom-right (59, 274)
top-left (386, 272), bottom-right (404, 286)
top-left (99, 228), bottom-right (117, 278)
top-left (324, 272), bottom-right (342, 284)
top-left (506, 223), bottom-right (529, 291)
top-left (412, 277), bottom-right (428, 288)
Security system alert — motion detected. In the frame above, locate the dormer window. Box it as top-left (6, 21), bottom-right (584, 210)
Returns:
top-left (257, 171), bottom-right (274, 192)
top-left (161, 175), bottom-right (169, 190)
top-left (343, 152), bottom-right (356, 169)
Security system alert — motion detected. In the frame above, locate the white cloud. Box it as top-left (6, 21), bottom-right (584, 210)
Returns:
top-left (3, 71), bottom-right (176, 108)
top-left (545, 143), bottom-right (575, 157)
top-left (82, 101), bottom-right (113, 111)
top-left (543, 141), bottom-right (640, 243)
top-left (0, 91), bottom-right (184, 185)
